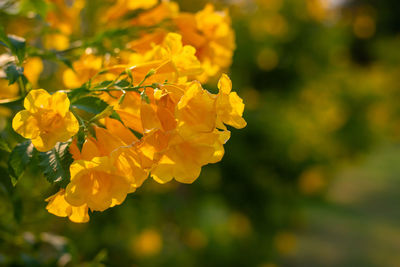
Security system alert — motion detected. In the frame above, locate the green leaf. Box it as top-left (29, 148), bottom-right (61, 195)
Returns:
top-left (39, 142), bottom-right (73, 188)
top-left (5, 64), bottom-right (24, 85)
top-left (67, 86), bottom-right (90, 101)
top-left (8, 141), bottom-right (35, 186)
top-left (71, 96), bottom-right (109, 114)
top-left (110, 110), bottom-right (124, 124)
top-left (76, 129), bottom-right (86, 151)
top-left (56, 54), bottom-right (73, 69)
top-left (0, 139), bottom-right (11, 152)
top-left (115, 79), bottom-right (130, 88)
top-left (8, 34), bottom-right (26, 63)
top-left (19, 0), bottom-right (48, 18)
top-left (0, 26), bottom-right (10, 48)
top-left (140, 90), bottom-right (150, 104)
top-left (94, 80), bottom-right (113, 88)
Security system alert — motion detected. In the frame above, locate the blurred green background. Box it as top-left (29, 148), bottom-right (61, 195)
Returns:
top-left (1, 0), bottom-right (400, 266)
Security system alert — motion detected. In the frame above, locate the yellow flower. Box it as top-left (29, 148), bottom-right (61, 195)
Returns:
top-left (216, 74), bottom-right (247, 129)
top-left (126, 33), bottom-right (203, 84)
top-left (65, 124), bottom-right (148, 213)
top-left (137, 81), bottom-right (231, 184)
top-left (44, 0), bottom-right (85, 50)
top-left (46, 0), bottom-right (85, 35)
top-left (65, 156), bottom-right (133, 211)
top-left (0, 78), bottom-right (19, 100)
top-left (63, 53), bottom-right (104, 88)
top-left (24, 57), bottom-right (43, 87)
top-left (151, 130), bottom-right (229, 184)
top-left (12, 89), bottom-right (79, 152)
top-left (104, 0), bottom-right (158, 22)
top-left (175, 4), bottom-right (235, 82)
top-left (154, 33), bottom-right (203, 78)
top-left (130, 1), bottom-right (179, 27)
top-left (132, 228), bottom-right (163, 257)
top-left (46, 189), bottom-right (89, 223)
top-left (43, 33), bottom-right (70, 51)
top-left (176, 81), bottom-right (216, 137)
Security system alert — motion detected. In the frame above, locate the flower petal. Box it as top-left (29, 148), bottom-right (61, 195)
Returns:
top-left (12, 110), bottom-right (40, 139)
top-left (24, 89), bottom-right (51, 112)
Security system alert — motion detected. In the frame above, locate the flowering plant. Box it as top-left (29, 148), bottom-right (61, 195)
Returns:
top-left (0, 0), bottom-right (245, 223)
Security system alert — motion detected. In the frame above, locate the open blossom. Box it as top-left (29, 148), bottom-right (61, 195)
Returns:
top-left (216, 74), bottom-right (247, 129)
top-left (50, 124), bottom-right (149, 220)
top-left (46, 189), bottom-right (89, 223)
top-left (65, 156), bottom-right (134, 211)
top-left (12, 89), bottom-right (79, 152)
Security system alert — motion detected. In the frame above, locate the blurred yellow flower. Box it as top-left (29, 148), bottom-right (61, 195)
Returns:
top-left (104, 0), bottom-right (158, 22)
top-left (185, 228), bottom-right (208, 249)
top-left (274, 231), bottom-right (297, 255)
top-left (175, 4), bottom-right (236, 82)
top-left (43, 33), bottom-right (70, 51)
top-left (12, 89), bottom-right (79, 152)
top-left (130, 1), bottom-right (179, 26)
top-left (0, 79), bottom-right (19, 100)
top-left (256, 48), bottom-right (279, 71)
top-left (132, 228), bottom-right (163, 257)
top-left (353, 14), bottom-right (376, 39)
top-left (46, 0), bottom-right (85, 35)
top-left (63, 53), bottom-right (104, 88)
top-left (24, 57), bottom-right (43, 87)
top-left (298, 167), bottom-right (327, 195)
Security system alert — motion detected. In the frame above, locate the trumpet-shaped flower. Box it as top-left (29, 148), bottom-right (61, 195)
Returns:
top-left (12, 89), bottom-right (79, 152)
top-left (216, 74), bottom-right (247, 129)
top-left (65, 156), bottom-right (133, 211)
top-left (64, 124), bottom-right (148, 214)
top-left (151, 130), bottom-right (229, 184)
top-left (46, 189), bottom-right (89, 223)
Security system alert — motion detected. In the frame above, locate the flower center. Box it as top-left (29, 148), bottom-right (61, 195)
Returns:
top-left (39, 110), bottom-right (63, 133)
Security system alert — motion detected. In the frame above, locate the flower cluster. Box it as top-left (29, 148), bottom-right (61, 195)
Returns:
top-left (9, 0), bottom-right (245, 223)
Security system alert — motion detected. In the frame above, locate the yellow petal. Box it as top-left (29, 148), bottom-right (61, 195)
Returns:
top-left (50, 91), bottom-right (70, 117)
top-left (66, 157), bottom-right (132, 211)
top-left (23, 89), bottom-right (51, 112)
top-left (218, 73), bottom-right (232, 94)
top-left (105, 117), bottom-right (138, 144)
top-left (46, 189), bottom-right (90, 223)
top-left (80, 138), bottom-right (101, 160)
top-left (177, 82), bottom-right (216, 136)
top-left (63, 111), bottom-right (79, 135)
top-left (12, 110), bottom-right (40, 139)
top-left (68, 205), bottom-right (90, 223)
top-left (63, 68), bottom-right (83, 89)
